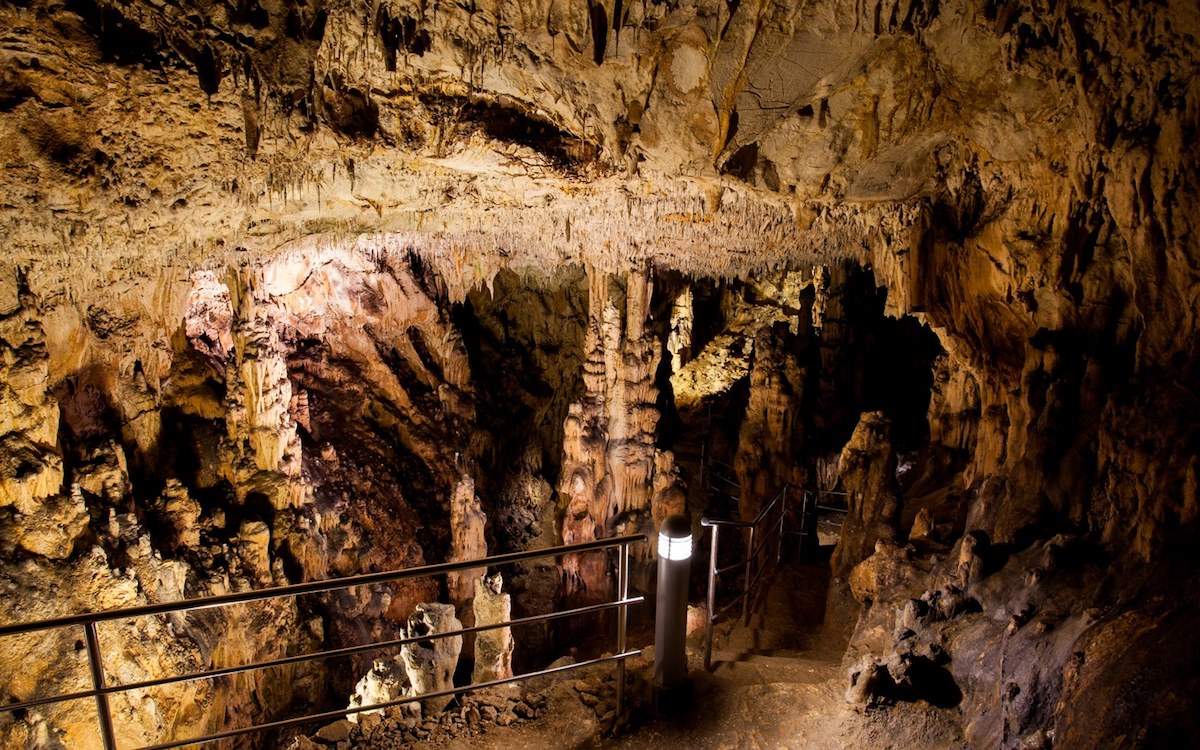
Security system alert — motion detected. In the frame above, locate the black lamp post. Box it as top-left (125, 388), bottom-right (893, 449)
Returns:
top-left (654, 514), bottom-right (692, 695)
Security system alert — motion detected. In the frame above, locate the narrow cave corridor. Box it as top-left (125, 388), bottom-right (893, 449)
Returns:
top-left (2, 1), bottom-right (1199, 749)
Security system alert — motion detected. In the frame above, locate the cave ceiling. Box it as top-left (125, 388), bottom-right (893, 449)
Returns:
top-left (4, 0), bottom-right (1191, 294)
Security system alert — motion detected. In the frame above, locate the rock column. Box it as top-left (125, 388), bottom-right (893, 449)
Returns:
top-left (399, 603), bottom-right (463, 715)
top-left (471, 572), bottom-right (514, 683)
top-left (831, 412), bottom-right (900, 579)
top-left (559, 267), bottom-right (685, 599)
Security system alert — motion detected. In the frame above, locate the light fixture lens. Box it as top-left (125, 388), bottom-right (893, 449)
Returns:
top-left (658, 532), bottom-right (693, 560)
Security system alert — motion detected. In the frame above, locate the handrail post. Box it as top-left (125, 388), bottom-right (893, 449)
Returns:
top-left (615, 540), bottom-right (630, 719)
top-left (704, 524), bottom-right (718, 671)
top-left (741, 526), bottom-right (754, 625)
top-left (800, 490), bottom-right (812, 560)
top-left (776, 486), bottom-right (787, 565)
top-left (84, 621), bottom-right (119, 750)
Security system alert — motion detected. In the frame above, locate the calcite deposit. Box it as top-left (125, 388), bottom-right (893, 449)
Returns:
top-left (346, 601), bottom-right (464, 724)
top-left (1, 0), bottom-right (1197, 747)
top-left (558, 268), bottom-right (688, 599)
top-left (398, 603), bottom-right (463, 715)
top-left (830, 412), bottom-right (901, 579)
top-left (471, 572), bottom-right (515, 684)
top-left (447, 473), bottom-right (488, 634)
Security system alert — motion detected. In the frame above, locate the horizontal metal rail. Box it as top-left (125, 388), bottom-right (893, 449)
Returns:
top-left (0, 534), bottom-right (641, 637)
top-left (701, 484), bottom-right (786, 530)
top-left (711, 474), bottom-right (741, 490)
top-left (714, 560), bottom-right (744, 576)
top-left (0, 534), bottom-right (647, 750)
top-left (0, 597), bottom-right (644, 716)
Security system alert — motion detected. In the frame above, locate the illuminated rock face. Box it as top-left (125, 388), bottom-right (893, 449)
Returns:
top-left (559, 268), bottom-right (685, 599)
top-left (0, 280), bottom-right (63, 516)
top-left (399, 603), bottom-right (463, 715)
top-left (733, 326), bottom-right (809, 522)
top-left (0, 0), bottom-right (1198, 746)
top-left (447, 473), bottom-right (488, 632)
top-left (347, 658), bottom-right (416, 725)
top-left (830, 412), bottom-right (901, 579)
top-left (472, 572), bottom-right (515, 684)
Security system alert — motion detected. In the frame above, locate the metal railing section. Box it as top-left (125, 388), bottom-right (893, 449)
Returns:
top-left (699, 485), bottom-right (851, 671)
top-left (794, 488), bottom-right (851, 552)
top-left (699, 484), bottom-right (788, 671)
top-left (0, 534), bottom-right (647, 750)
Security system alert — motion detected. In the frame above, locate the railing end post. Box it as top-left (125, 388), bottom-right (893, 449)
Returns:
top-left (84, 621), bottom-right (119, 750)
top-left (615, 540), bottom-right (631, 721)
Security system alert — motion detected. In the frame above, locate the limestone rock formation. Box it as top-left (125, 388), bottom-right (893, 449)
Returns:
top-left (1, 483), bottom-right (88, 559)
top-left (831, 412), bottom-right (901, 579)
top-left (0, 0), bottom-right (1197, 746)
top-left (447, 474), bottom-right (488, 631)
top-left (733, 325), bottom-right (809, 521)
top-left (152, 479), bottom-right (202, 551)
top-left (472, 572), bottom-right (515, 684)
top-left (559, 268), bottom-right (685, 598)
top-left (218, 266), bottom-right (310, 511)
top-left (399, 603), bottom-right (464, 715)
top-left (236, 520), bottom-right (273, 584)
top-left (667, 287), bottom-right (694, 373)
top-left (347, 658), bottom-right (417, 725)
top-left (0, 282), bottom-right (63, 513)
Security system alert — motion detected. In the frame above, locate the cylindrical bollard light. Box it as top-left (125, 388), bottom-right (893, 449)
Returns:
top-left (654, 514), bottom-right (692, 692)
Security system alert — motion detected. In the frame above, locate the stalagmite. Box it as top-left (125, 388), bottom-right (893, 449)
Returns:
top-left (155, 479), bottom-right (202, 550)
top-left (559, 267), bottom-right (685, 598)
top-left (399, 603), bottom-right (463, 715)
top-left (667, 286), bottom-right (694, 372)
top-left (347, 658), bottom-right (417, 724)
top-left (219, 267), bottom-right (309, 510)
top-left (831, 412), bottom-right (900, 579)
top-left (236, 520), bottom-right (272, 584)
top-left (447, 473), bottom-right (488, 631)
top-left (733, 326), bottom-right (808, 521)
top-left (0, 282), bottom-right (63, 513)
top-left (471, 572), bottom-right (515, 683)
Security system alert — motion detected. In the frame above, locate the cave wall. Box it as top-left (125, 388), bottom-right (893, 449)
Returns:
top-left (0, 248), bottom-right (490, 746)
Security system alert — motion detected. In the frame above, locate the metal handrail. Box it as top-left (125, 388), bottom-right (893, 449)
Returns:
top-left (794, 489), bottom-right (854, 544)
top-left (0, 534), bottom-right (646, 750)
top-left (702, 483), bottom-right (786, 530)
top-left (0, 535), bottom-right (639, 637)
top-left (698, 485), bottom-right (853, 671)
top-left (699, 484), bottom-right (790, 671)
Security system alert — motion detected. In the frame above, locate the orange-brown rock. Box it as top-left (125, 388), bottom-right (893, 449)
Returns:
top-left (559, 267), bottom-right (684, 598)
top-left (831, 412), bottom-right (901, 579)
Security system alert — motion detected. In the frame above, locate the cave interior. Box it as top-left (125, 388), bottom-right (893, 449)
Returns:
top-left (0, 0), bottom-right (1198, 748)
